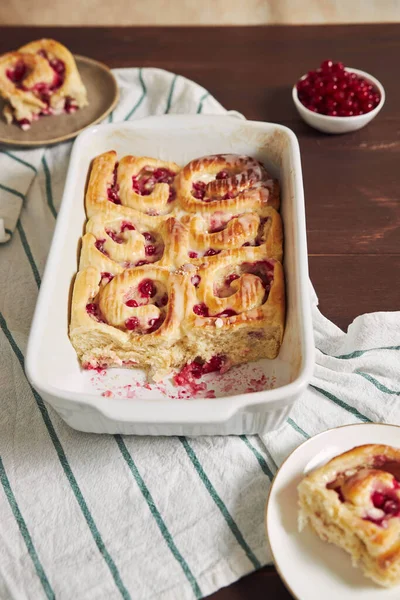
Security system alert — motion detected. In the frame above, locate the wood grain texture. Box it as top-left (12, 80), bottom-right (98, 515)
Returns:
top-left (1, 0), bottom-right (400, 26)
top-left (207, 566), bottom-right (293, 599)
top-left (0, 24), bottom-right (398, 598)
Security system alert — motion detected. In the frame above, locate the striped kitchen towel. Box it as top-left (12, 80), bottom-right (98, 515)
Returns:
top-left (1, 67), bottom-right (399, 600)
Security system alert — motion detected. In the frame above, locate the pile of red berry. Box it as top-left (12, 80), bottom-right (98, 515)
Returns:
top-left (296, 60), bottom-right (381, 117)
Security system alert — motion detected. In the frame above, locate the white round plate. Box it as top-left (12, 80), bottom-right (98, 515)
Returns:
top-left (266, 423), bottom-right (400, 600)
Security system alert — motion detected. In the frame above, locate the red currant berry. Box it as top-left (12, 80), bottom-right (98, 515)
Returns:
top-left (362, 101), bottom-right (374, 113)
top-left (325, 98), bottom-right (337, 110)
top-left (352, 83), bottom-right (363, 95)
top-left (373, 94), bottom-right (380, 105)
top-left (325, 81), bottom-right (337, 94)
top-left (307, 70), bottom-right (318, 81)
top-left (125, 317), bottom-right (139, 330)
top-left (297, 79), bottom-right (309, 92)
top-left (320, 59), bottom-right (333, 72)
top-left (332, 62), bottom-right (345, 73)
top-left (138, 279), bottom-right (156, 298)
top-left (143, 232), bottom-right (155, 242)
top-left (296, 60), bottom-right (380, 119)
top-left (193, 303), bottom-right (209, 317)
top-left (334, 91), bottom-right (345, 103)
top-left (126, 299), bottom-right (138, 307)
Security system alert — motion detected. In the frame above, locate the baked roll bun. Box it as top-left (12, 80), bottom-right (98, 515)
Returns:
top-left (85, 151), bottom-right (180, 218)
top-left (175, 153), bottom-right (279, 214)
top-left (70, 152), bottom-right (285, 381)
top-left (0, 38), bottom-right (88, 129)
top-left (298, 444), bottom-right (400, 588)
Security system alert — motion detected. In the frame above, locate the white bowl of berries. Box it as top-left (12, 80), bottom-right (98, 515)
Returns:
top-left (292, 59), bottom-right (385, 134)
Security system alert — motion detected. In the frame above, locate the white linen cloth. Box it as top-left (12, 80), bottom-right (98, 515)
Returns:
top-left (0, 67), bottom-right (399, 600)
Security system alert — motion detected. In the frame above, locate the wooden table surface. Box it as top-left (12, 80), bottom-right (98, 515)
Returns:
top-left (2, 23), bottom-right (399, 599)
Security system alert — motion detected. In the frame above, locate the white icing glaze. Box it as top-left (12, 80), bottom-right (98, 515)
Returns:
top-left (366, 507), bottom-right (385, 520)
top-left (194, 173), bottom-right (217, 184)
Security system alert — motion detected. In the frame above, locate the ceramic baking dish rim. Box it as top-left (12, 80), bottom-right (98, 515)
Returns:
top-left (25, 116), bottom-right (314, 425)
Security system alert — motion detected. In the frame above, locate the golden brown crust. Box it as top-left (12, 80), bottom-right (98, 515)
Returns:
top-left (298, 444), bottom-right (400, 587)
top-left (85, 152), bottom-right (180, 218)
top-left (85, 151), bottom-right (117, 218)
top-left (0, 38), bottom-right (87, 128)
top-left (180, 206), bottom-right (282, 262)
top-left (118, 156), bottom-right (180, 215)
top-left (70, 151), bottom-right (285, 380)
top-left (175, 153), bottom-right (280, 214)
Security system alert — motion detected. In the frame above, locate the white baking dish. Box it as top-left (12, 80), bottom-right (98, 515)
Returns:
top-left (26, 115), bottom-right (314, 436)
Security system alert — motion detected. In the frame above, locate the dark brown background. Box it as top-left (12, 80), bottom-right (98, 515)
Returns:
top-left (1, 24), bottom-right (399, 599)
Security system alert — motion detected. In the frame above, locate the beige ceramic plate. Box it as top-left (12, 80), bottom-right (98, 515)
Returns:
top-left (0, 55), bottom-right (119, 147)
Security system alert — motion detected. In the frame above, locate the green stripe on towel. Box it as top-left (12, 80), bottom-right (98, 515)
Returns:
top-left (165, 75), bottom-right (178, 114)
top-left (196, 92), bottom-right (209, 114)
top-left (319, 345), bottom-right (400, 360)
top-left (0, 150), bottom-right (37, 174)
top-left (0, 456), bottom-right (55, 600)
top-left (287, 418), bottom-right (310, 439)
top-left (239, 435), bottom-right (274, 481)
top-left (0, 313), bottom-right (131, 600)
top-left (124, 68), bottom-right (147, 121)
top-left (179, 436), bottom-right (262, 570)
top-left (42, 156), bottom-right (57, 218)
top-left (263, 446), bottom-right (279, 471)
top-left (310, 384), bottom-right (372, 423)
top-left (0, 184), bottom-right (41, 286)
top-left (115, 435), bottom-right (202, 599)
top-left (0, 182), bottom-right (25, 201)
top-left (16, 220), bottom-right (41, 288)
top-left (356, 371), bottom-right (400, 396)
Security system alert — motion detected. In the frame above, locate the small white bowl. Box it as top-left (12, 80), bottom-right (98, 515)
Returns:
top-left (292, 67), bottom-right (385, 134)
